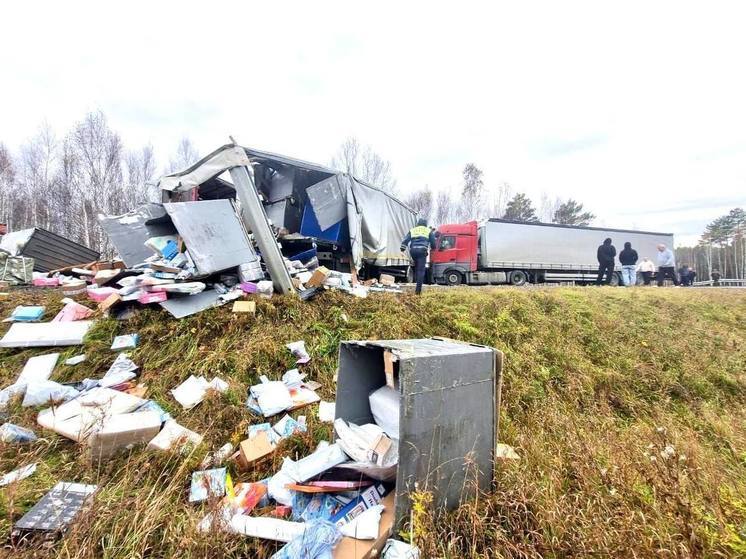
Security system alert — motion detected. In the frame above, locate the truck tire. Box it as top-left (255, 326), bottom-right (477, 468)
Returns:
top-left (509, 270), bottom-right (527, 286)
top-left (445, 270), bottom-right (463, 286)
top-left (610, 272), bottom-right (620, 287)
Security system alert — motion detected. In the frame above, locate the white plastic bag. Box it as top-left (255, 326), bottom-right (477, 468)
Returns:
top-left (369, 386), bottom-right (400, 440)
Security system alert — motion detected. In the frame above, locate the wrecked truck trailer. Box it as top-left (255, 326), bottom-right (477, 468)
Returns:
top-left (158, 144), bottom-right (417, 281)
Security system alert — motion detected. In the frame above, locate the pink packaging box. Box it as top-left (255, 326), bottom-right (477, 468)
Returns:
top-left (138, 291), bottom-right (167, 304)
top-left (33, 277), bottom-right (60, 287)
top-left (87, 287), bottom-right (118, 302)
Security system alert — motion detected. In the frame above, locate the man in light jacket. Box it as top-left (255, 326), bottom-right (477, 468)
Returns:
top-left (656, 244), bottom-right (679, 286)
top-left (636, 257), bottom-right (656, 285)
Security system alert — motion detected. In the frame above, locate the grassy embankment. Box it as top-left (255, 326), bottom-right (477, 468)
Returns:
top-left (1, 287), bottom-right (745, 558)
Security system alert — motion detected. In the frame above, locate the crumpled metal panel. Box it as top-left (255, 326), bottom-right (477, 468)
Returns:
top-left (159, 289), bottom-right (223, 319)
top-left (163, 199), bottom-right (258, 275)
top-left (306, 176), bottom-right (347, 231)
top-left (99, 204), bottom-right (176, 267)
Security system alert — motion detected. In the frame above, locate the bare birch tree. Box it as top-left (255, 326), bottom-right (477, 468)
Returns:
top-left (331, 137), bottom-right (397, 194)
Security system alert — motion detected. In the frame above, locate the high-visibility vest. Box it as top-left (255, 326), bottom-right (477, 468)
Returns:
top-left (409, 225), bottom-right (430, 239)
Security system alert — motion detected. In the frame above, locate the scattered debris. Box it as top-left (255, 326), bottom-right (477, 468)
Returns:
top-left (64, 354), bottom-right (86, 366)
top-left (238, 431), bottom-right (275, 470)
top-left (318, 401), bottom-right (336, 423)
top-left (0, 422), bottom-right (38, 443)
top-left (339, 504), bottom-right (384, 540)
top-left (0, 227), bottom-right (100, 273)
top-left (12, 482), bottom-right (98, 540)
top-left (382, 539), bottom-right (421, 558)
top-left (146, 419), bottom-right (203, 452)
top-left (495, 443), bottom-right (521, 461)
top-left (0, 320), bottom-right (93, 348)
top-left (190, 468), bottom-right (231, 503)
top-left (5, 305), bottom-right (45, 322)
top-left (52, 299), bottom-right (94, 322)
top-left (200, 443), bottom-right (235, 469)
top-left (0, 463), bottom-right (37, 487)
top-left (88, 411), bottom-right (162, 460)
top-left (22, 380), bottom-right (79, 407)
top-left (171, 375), bottom-right (228, 410)
top-left (274, 519), bottom-right (342, 558)
top-left (286, 340), bottom-right (311, 364)
top-left (232, 300), bottom-right (256, 314)
top-left (111, 333), bottom-right (139, 350)
top-left (0, 252), bottom-right (34, 285)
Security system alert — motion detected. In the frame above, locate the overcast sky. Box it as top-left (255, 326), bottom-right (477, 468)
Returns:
top-left (2, 1), bottom-right (745, 245)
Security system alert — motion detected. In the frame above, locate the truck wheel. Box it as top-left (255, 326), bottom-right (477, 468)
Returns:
top-left (445, 270), bottom-right (463, 286)
top-left (610, 273), bottom-right (620, 287)
top-left (509, 270), bottom-right (527, 286)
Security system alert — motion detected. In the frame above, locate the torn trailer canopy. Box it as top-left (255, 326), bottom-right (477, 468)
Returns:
top-left (157, 144), bottom-right (416, 270)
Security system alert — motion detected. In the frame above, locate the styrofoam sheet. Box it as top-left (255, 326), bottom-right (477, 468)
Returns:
top-left (0, 321), bottom-right (93, 348)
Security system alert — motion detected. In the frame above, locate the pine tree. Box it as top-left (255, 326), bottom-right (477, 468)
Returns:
top-left (552, 199), bottom-right (595, 226)
top-left (502, 193), bottom-right (539, 222)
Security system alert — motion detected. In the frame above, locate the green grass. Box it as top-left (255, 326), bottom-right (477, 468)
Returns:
top-left (1, 287), bottom-right (745, 558)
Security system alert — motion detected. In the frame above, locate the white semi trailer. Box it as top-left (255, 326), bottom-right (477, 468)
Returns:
top-left (431, 219), bottom-right (674, 286)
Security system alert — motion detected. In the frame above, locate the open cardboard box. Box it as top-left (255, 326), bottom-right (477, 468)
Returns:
top-left (333, 492), bottom-right (395, 559)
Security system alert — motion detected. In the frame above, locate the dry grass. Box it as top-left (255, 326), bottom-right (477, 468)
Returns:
top-left (1, 287), bottom-right (745, 558)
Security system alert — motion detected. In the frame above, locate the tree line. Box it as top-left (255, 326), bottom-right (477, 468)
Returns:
top-left (403, 163), bottom-right (596, 227)
top-left (676, 208), bottom-right (746, 281)
top-left (0, 111), bottom-right (199, 257)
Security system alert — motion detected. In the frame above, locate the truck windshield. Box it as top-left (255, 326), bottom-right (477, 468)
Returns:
top-left (439, 235), bottom-right (456, 250)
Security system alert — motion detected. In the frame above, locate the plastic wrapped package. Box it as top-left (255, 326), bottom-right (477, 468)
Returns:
top-left (334, 419), bottom-right (398, 468)
top-left (282, 443), bottom-right (348, 482)
top-left (256, 280), bottom-right (274, 298)
top-left (22, 380), bottom-right (79, 407)
top-left (272, 519), bottom-right (342, 559)
top-left (369, 386), bottom-right (400, 439)
top-left (286, 341), bottom-right (311, 364)
top-left (339, 504), bottom-right (384, 540)
top-left (0, 422), bottom-right (38, 443)
top-left (383, 539), bottom-right (421, 558)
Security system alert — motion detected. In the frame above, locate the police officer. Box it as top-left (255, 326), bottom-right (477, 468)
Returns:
top-left (401, 218), bottom-right (437, 295)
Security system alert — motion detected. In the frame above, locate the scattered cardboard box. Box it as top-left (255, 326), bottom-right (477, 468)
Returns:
top-left (379, 274), bottom-right (395, 286)
top-left (232, 301), bottom-right (256, 314)
top-left (237, 431), bottom-right (275, 469)
top-left (99, 293), bottom-right (122, 312)
top-left (306, 266), bottom-right (331, 288)
top-left (332, 493), bottom-right (395, 559)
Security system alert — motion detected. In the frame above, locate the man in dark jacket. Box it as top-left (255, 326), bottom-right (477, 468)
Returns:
top-left (678, 264), bottom-right (693, 286)
top-left (401, 218), bottom-right (437, 295)
top-left (619, 242), bottom-right (639, 286)
top-left (595, 237), bottom-right (616, 285)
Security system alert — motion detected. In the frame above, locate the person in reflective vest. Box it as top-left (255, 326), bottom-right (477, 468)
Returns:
top-left (401, 218), bottom-right (437, 295)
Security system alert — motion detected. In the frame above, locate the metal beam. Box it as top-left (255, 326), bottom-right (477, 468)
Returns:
top-left (229, 165), bottom-right (295, 296)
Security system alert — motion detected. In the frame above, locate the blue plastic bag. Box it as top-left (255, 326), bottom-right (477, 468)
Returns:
top-left (0, 422), bottom-right (38, 443)
top-left (272, 519), bottom-right (341, 559)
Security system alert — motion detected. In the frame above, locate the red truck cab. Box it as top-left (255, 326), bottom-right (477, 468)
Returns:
top-left (430, 221), bottom-right (479, 285)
